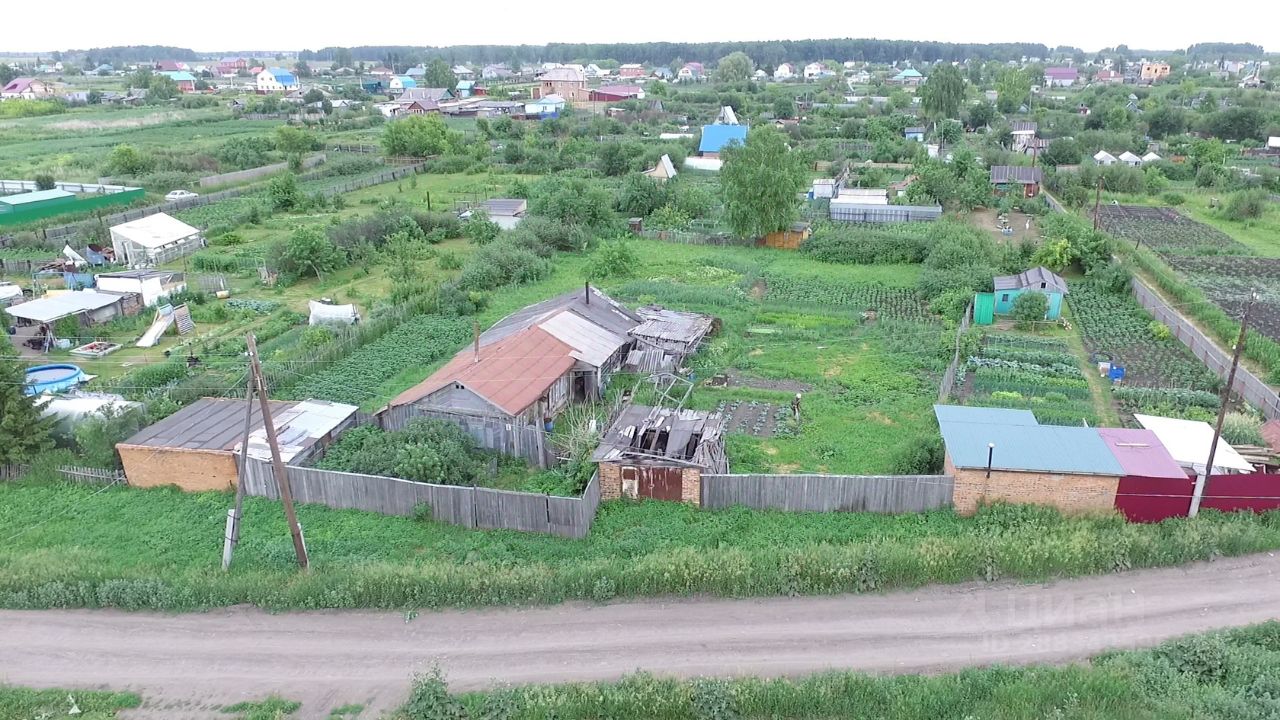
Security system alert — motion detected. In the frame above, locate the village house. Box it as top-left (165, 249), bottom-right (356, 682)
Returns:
top-left (155, 60), bottom-right (188, 72)
top-left (256, 67), bottom-right (299, 93)
top-left (803, 62), bottom-right (829, 80)
top-left (5, 289), bottom-right (141, 334)
top-left (618, 63), bottom-right (645, 78)
top-left (890, 68), bottom-right (923, 86)
top-left (989, 165), bottom-right (1043, 198)
top-left (1093, 68), bottom-right (1123, 84)
top-left (677, 62), bottom-right (705, 82)
top-left (453, 65), bottom-right (475, 80)
top-left (698, 124), bottom-right (748, 158)
top-left (935, 405), bottom-right (1186, 515)
top-left (389, 75), bottom-right (417, 92)
top-left (1043, 67), bottom-right (1079, 87)
top-left (584, 63), bottom-right (606, 78)
top-left (643, 154), bottom-right (678, 183)
top-left (1093, 150), bottom-right (1118, 165)
top-left (525, 94), bottom-right (565, 117)
top-left (399, 87), bottom-right (453, 104)
top-left (773, 63), bottom-right (795, 81)
top-left (1, 78), bottom-right (54, 99)
top-left (117, 398), bottom-right (357, 492)
top-left (482, 64), bottom-right (513, 80)
top-left (217, 57), bottom-right (247, 76)
top-left (159, 71), bottom-right (197, 93)
top-left (368, 66), bottom-right (394, 77)
top-left (1118, 151), bottom-right (1143, 167)
top-left (903, 126), bottom-right (925, 141)
top-left (991, 266), bottom-right (1068, 319)
top-left (595, 405), bottom-right (728, 505)
top-left (536, 66), bottom-right (588, 102)
top-left (590, 85), bottom-right (645, 102)
top-left (1140, 62), bottom-right (1171, 83)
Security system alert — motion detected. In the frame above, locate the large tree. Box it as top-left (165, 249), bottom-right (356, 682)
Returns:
top-left (720, 126), bottom-right (807, 239)
top-left (0, 343), bottom-right (54, 465)
top-left (920, 64), bottom-right (965, 120)
top-left (382, 114), bottom-right (457, 157)
top-left (424, 58), bottom-right (456, 90)
top-left (995, 68), bottom-right (1032, 113)
top-left (332, 47), bottom-right (354, 70)
top-left (714, 51), bottom-right (754, 84)
top-left (0, 63), bottom-right (15, 86)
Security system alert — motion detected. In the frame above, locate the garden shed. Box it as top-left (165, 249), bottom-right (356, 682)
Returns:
top-left (4, 289), bottom-right (138, 327)
top-left (109, 213), bottom-right (204, 268)
top-left (117, 397), bottom-right (358, 491)
top-left (0, 189), bottom-right (76, 219)
top-left (989, 166), bottom-right (1043, 197)
top-left (594, 404), bottom-right (727, 505)
top-left (95, 269), bottom-right (186, 307)
top-left (992, 267), bottom-right (1069, 319)
top-left (628, 305), bottom-right (717, 372)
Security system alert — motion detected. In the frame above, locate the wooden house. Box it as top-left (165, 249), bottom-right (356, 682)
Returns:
top-left (989, 165), bottom-right (1043, 197)
top-left (761, 221), bottom-right (811, 250)
top-left (992, 266), bottom-right (1068, 319)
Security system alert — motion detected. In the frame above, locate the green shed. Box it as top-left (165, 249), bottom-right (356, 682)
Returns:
top-left (0, 188), bottom-right (76, 216)
top-left (992, 267), bottom-right (1069, 320)
top-left (973, 292), bottom-right (995, 325)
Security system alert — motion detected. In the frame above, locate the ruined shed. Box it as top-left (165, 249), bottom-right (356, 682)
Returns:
top-left (627, 305), bottom-right (716, 373)
top-left (594, 404), bottom-right (727, 505)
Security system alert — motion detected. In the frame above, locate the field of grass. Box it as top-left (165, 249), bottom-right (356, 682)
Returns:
top-left (2, 473), bottom-right (1279, 612)
top-left (0, 686), bottom-right (140, 719)
top-left (396, 622), bottom-right (1280, 720)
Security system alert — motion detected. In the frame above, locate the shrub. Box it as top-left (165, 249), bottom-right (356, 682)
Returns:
top-left (267, 173), bottom-right (301, 211)
top-left (1224, 189), bottom-right (1267, 221)
top-left (1149, 321), bottom-right (1173, 342)
top-left (463, 212), bottom-right (500, 245)
top-left (315, 419), bottom-right (488, 486)
top-left (583, 239), bottom-right (639, 281)
top-left (801, 224), bottom-right (931, 265)
top-left (271, 226), bottom-right (347, 281)
top-left (436, 250), bottom-right (462, 270)
top-left (33, 173), bottom-right (55, 191)
top-left (458, 238), bottom-right (553, 290)
top-left (1162, 192), bottom-right (1186, 206)
top-left (1221, 412), bottom-right (1264, 446)
top-left (1010, 291), bottom-right (1049, 329)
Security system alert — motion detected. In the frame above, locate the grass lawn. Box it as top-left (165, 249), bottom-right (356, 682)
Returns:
top-left (0, 686), bottom-right (140, 720)
top-left (401, 622), bottom-right (1280, 720)
top-left (2, 475), bottom-right (1279, 612)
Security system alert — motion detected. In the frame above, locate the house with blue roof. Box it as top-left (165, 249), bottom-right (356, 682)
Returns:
top-left (891, 68), bottom-right (924, 86)
top-left (933, 404), bottom-right (1184, 515)
top-left (524, 94), bottom-right (565, 117)
top-left (698, 124), bottom-right (748, 158)
top-left (390, 76), bottom-right (417, 91)
top-left (256, 67), bottom-right (299, 94)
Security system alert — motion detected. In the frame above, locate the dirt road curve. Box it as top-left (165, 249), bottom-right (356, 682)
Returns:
top-left (3, 553), bottom-right (1279, 719)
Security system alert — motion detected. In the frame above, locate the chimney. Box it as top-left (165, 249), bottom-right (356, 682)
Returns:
top-left (473, 320), bottom-right (480, 363)
top-left (584, 281), bottom-right (590, 305)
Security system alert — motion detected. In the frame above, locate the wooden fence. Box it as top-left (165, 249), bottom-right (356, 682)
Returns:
top-left (198, 153), bottom-right (326, 188)
top-left (378, 403), bottom-right (554, 468)
top-left (701, 474), bottom-right (954, 513)
top-left (239, 457), bottom-right (599, 538)
top-left (1, 464), bottom-right (124, 484)
top-left (0, 464), bottom-right (29, 481)
top-left (938, 302), bottom-right (973, 401)
top-left (637, 229), bottom-right (750, 246)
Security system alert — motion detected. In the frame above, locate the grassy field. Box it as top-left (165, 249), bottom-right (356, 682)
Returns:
top-left (2, 473), bottom-right (1279, 611)
top-left (0, 686), bottom-right (140, 720)
top-left (395, 622), bottom-right (1280, 720)
top-left (1099, 187), bottom-right (1280, 258)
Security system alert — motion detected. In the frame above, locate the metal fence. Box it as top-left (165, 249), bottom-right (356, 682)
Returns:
top-left (1131, 278), bottom-right (1280, 419)
top-left (701, 474), bottom-right (954, 513)
top-left (636, 229), bottom-right (749, 246)
top-left (239, 457), bottom-right (599, 538)
top-left (379, 403), bottom-right (554, 468)
top-left (198, 153), bottom-right (326, 188)
top-left (829, 204), bottom-right (943, 223)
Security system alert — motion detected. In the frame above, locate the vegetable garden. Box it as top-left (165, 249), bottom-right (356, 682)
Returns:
top-left (957, 333), bottom-right (1100, 427)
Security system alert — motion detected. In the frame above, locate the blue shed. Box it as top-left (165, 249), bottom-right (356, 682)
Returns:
top-left (698, 124), bottom-right (748, 157)
top-left (992, 266), bottom-right (1069, 320)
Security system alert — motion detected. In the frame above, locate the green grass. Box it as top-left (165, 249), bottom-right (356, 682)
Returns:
top-left (223, 697), bottom-right (301, 719)
top-left (3, 476), bottom-right (1280, 612)
top-left (393, 622), bottom-right (1280, 719)
top-left (0, 686), bottom-right (140, 719)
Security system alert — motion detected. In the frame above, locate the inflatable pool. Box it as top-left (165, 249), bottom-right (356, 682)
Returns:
top-left (23, 364), bottom-right (86, 396)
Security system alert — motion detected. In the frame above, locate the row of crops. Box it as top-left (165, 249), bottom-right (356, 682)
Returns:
top-left (959, 334), bottom-right (1101, 427)
top-left (763, 272), bottom-right (930, 319)
top-left (1097, 205), bottom-right (1250, 257)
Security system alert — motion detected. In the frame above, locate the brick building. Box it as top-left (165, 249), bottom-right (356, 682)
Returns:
top-left (594, 405), bottom-right (727, 505)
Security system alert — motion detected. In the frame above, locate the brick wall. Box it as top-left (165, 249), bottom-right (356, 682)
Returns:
top-left (119, 446), bottom-right (239, 492)
top-left (949, 452), bottom-right (1119, 515)
top-left (599, 462), bottom-right (621, 500)
top-left (681, 468), bottom-right (702, 506)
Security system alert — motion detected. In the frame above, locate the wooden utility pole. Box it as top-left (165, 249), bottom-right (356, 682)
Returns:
top-left (1191, 292), bottom-right (1256, 518)
top-left (246, 334), bottom-right (309, 569)
top-left (1092, 176), bottom-right (1104, 231)
top-left (222, 367), bottom-right (257, 571)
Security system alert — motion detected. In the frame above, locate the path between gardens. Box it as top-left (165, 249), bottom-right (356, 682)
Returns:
top-left (3, 552), bottom-right (1279, 719)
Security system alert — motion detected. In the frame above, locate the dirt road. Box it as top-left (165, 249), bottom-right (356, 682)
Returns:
top-left (3, 553), bottom-right (1279, 718)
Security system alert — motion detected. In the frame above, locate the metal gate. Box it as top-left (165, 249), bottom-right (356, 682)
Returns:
top-left (622, 466), bottom-right (684, 501)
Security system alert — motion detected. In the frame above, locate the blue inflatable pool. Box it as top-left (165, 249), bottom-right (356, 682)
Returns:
top-left (23, 364), bottom-right (86, 396)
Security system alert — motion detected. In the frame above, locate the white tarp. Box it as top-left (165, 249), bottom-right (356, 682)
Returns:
top-left (0, 282), bottom-right (22, 301)
top-left (308, 300), bottom-right (360, 326)
top-left (109, 213), bottom-right (199, 250)
top-left (1134, 414), bottom-right (1255, 475)
top-left (62, 244), bottom-right (88, 267)
top-left (4, 290), bottom-right (122, 323)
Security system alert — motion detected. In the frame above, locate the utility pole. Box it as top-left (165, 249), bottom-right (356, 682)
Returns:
top-left (1191, 292), bottom-right (1256, 518)
top-left (222, 366), bottom-right (257, 571)
top-left (1092, 176), bottom-right (1104, 231)
top-left (246, 334), bottom-right (309, 569)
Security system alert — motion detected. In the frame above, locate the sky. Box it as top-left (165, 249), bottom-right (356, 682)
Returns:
top-left (1, 0), bottom-right (1275, 55)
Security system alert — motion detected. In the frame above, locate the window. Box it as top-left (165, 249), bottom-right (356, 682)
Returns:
top-left (1001, 294), bottom-right (1010, 303)
top-left (1041, 282), bottom-right (1046, 289)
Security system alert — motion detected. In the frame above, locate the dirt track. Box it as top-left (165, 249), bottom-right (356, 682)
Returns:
top-left (2, 552), bottom-right (1278, 718)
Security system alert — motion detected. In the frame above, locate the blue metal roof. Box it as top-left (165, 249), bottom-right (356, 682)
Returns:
top-left (267, 67), bottom-right (297, 84)
top-left (396, 76), bottom-right (417, 88)
top-left (933, 405), bottom-right (1124, 475)
top-left (160, 71), bottom-right (196, 83)
top-left (699, 124), bottom-right (748, 153)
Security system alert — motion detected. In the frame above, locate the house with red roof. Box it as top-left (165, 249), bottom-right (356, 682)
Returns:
top-left (1044, 67), bottom-right (1079, 87)
top-left (1, 77), bottom-right (53, 99)
top-left (1092, 68), bottom-right (1123, 85)
top-left (155, 60), bottom-right (189, 73)
top-left (590, 85), bottom-right (645, 102)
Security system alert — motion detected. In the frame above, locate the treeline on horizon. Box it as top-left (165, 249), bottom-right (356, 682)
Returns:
top-left (23, 40), bottom-right (1266, 67)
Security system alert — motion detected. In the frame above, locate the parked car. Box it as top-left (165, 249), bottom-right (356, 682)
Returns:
top-left (165, 190), bottom-right (199, 201)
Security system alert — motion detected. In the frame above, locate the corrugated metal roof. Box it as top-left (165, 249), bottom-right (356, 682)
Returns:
top-left (990, 166), bottom-right (1043, 184)
top-left (993, 267), bottom-right (1069, 293)
top-left (1096, 428), bottom-right (1187, 479)
top-left (244, 399), bottom-right (358, 462)
top-left (110, 213), bottom-right (200, 249)
top-left (538, 309), bottom-right (629, 367)
top-left (632, 306), bottom-right (715, 345)
top-left (699, 124), bottom-right (748, 153)
top-left (482, 287), bottom-right (641, 347)
top-left (934, 404), bottom-right (1123, 475)
top-left (1010, 121), bottom-right (1038, 133)
top-left (479, 198), bottom-right (526, 217)
top-left (120, 398), bottom-right (295, 452)
top-left (390, 327), bottom-right (576, 417)
top-left (0, 189), bottom-right (74, 206)
top-left (4, 290), bottom-right (126, 323)
top-left (934, 405), bottom-right (1038, 426)
top-left (1134, 414), bottom-right (1255, 474)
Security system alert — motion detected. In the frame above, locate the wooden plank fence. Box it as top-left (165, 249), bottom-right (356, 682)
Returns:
top-left (239, 457), bottom-right (599, 538)
top-left (379, 403), bottom-right (553, 468)
top-left (0, 464), bottom-right (30, 481)
top-left (198, 153), bottom-right (326, 188)
top-left (938, 301), bottom-right (972, 401)
top-left (56, 465), bottom-right (126, 485)
top-left (701, 474), bottom-right (954, 513)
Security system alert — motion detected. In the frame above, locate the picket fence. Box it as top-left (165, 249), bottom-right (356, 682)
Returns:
top-left (701, 474), bottom-right (954, 513)
top-left (0, 464), bottom-right (124, 484)
top-left (239, 456), bottom-right (599, 538)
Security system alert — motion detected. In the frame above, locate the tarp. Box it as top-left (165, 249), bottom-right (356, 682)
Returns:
top-left (62, 244), bottom-right (87, 266)
top-left (308, 301), bottom-right (359, 326)
top-left (1134, 414), bottom-right (1254, 475)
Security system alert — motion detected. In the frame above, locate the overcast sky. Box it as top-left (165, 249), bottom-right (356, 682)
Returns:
top-left (1, 0), bottom-right (1274, 55)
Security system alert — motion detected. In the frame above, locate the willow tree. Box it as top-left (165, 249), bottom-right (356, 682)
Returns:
top-left (921, 64), bottom-right (965, 120)
top-left (720, 126), bottom-right (807, 239)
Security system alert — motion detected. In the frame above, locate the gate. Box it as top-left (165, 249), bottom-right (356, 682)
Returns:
top-left (622, 465), bottom-right (683, 501)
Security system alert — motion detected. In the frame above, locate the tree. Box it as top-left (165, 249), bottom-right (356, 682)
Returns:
top-left (148, 74), bottom-right (178, 100)
top-left (1190, 138), bottom-right (1227, 170)
top-left (303, 88), bottom-right (325, 105)
top-left (268, 173), bottom-right (301, 210)
top-left (1206, 107), bottom-right (1265, 142)
top-left (938, 120), bottom-right (962, 148)
top-left (966, 101), bottom-right (995, 129)
top-left (274, 125), bottom-right (317, 155)
top-left (1040, 137), bottom-right (1082, 167)
top-left (333, 48), bottom-right (354, 70)
top-left (273, 226), bottom-right (346, 281)
top-left (720, 126), bottom-right (807, 238)
top-left (103, 144), bottom-right (154, 176)
top-left (0, 343), bottom-right (54, 465)
top-left (293, 60), bottom-right (311, 78)
top-left (1145, 106), bottom-right (1186, 139)
top-left (1010, 291), bottom-right (1049, 329)
top-left (597, 142), bottom-right (639, 176)
top-left (996, 68), bottom-right (1031, 113)
top-left (617, 173), bottom-right (668, 216)
top-left (773, 96), bottom-right (796, 119)
top-left (0, 63), bottom-right (15, 86)
top-left (920, 64), bottom-right (965, 119)
top-left (424, 58), bottom-right (456, 90)
top-left (714, 51), bottom-right (754, 84)
top-left (381, 114), bottom-right (456, 157)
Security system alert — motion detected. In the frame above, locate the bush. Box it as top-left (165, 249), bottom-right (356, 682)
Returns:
top-left (267, 173), bottom-right (301, 211)
top-left (801, 224), bottom-right (931, 264)
top-left (73, 405), bottom-right (148, 469)
top-left (463, 212), bottom-right (500, 245)
top-left (436, 250), bottom-right (462, 270)
top-left (33, 173), bottom-right (55, 191)
top-left (583, 239), bottom-right (639, 281)
top-left (271, 226), bottom-right (347, 281)
top-left (315, 419), bottom-right (488, 486)
top-left (458, 237), bottom-right (553, 290)
top-left (1162, 192), bottom-right (1186, 206)
top-left (1224, 189), bottom-right (1267, 221)
top-left (1010, 291), bottom-right (1049, 329)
